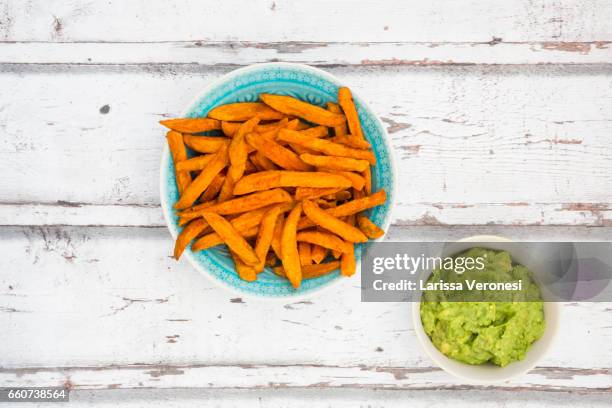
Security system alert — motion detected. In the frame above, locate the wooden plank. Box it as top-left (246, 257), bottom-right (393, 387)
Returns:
top-left (1, 364), bottom-right (611, 392)
top-left (1, 227), bottom-right (610, 375)
top-left (0, 202), bottom-right (610, 227)
top-left (1, 41), bottom-right (611, 66)
top-left (1, 0), bottom-right (611, 43)
top-left (0, 65), bottom-right (610, 228)
top-left (26, 388), bottom-right (612, 408)
top-left (0, 203), bottom-right (164, 227)
top-left (2, 1), bottom-right (610, 401)
top-left (383, 225), bottom-right (612, 242)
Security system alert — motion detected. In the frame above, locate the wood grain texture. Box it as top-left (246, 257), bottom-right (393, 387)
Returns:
top-left (1, 364), bottom-right (611, 392)
top-left (23, 389), bottom-right (612, 408)
top-left (1, 227), bottom-right (610, 388)
top-left (2, 0), bottom-right (612, 398)
top-left (1, 202), bottom-right (611, 227)
top-left (0, 203), bottom-right (163, 227)
top-left (1, 0), bottom-right (611, 43)
top-left (2, 0), bottom-right (611, 67)
top-left (1, 64), bottom-right (610, 227)
top-left (1, 41), bottom-right (611, 66)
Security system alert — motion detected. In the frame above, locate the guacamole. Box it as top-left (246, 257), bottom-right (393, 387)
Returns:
top-left (419, 248), bottom-right (545, 367)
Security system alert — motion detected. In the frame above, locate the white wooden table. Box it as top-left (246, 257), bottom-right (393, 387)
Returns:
top-left (1, 1), bottom-right (611, 406)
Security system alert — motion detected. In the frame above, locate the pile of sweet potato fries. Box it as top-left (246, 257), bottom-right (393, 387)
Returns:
top-left (161, 88), bottom-right (387, 288)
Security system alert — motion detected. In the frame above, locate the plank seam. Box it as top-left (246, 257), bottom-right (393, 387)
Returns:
top-left (0, 40), bottom-right (610, 46)
top-left (1, 364), bottom-right (609, 393)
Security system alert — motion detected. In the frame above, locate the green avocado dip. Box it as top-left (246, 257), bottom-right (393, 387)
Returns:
top-left (420, 248), bottom-right (545, 367)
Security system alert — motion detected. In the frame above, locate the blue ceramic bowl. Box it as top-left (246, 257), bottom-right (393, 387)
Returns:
top-left (160, 63), bottom-right (396, 299)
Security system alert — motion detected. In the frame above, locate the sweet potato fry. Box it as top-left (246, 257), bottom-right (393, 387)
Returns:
top-left (160, 118), bottom-right (221, 134)
top-left (186, 188), bottom-right (291, 217)
top-left (363, 166), bottom-right (372, 195)
top-left (234, 171), bottom-right (352, 195)
top-left (246, 133), bottom-right (312, 171)
top-left (327, 190), bottom-right (386, 217)
top-left (199, 173), bottom-right (225, 202)
top-left (333, 171), bottom-right (365, 191)
top-left (287, 143), bottom-right (315, 156)
top-left (316, 169), bottom-right (365, 191)
top-left (358, 215), bottom-right (385, 239)
top-left (270, 214), bottom-right (284, 259)
top-left (221, 121), bottom-right (240, 137)
top-left (217, 175), bottom-right (234, 203)
top-left (326, 102), bottom-right (348, 137)
top-left (298, 242), bottom-right (312, 266)
top-left (173, 218), bottom-right (209, 260)
top-left (192, 226), bottom-right (259, 251)
top-left (311, 244), bottom-right (328, 264)
top-left (258, 129), bottom-right (282, 143)
top-left (297, 230), bottom-right (352, 253)
top-left (340, 243), bottom-right (356, 276)
top-left (182, 195), bottom-right (291, 223)
top-left (260, 94), bottom-right (346, 127)
top-left (315, 198), bottom-right (336, 209)
top-left (238, 202), bottom-right (294, 229)
top-left (324, 190), bottom-right (352, 202)
top-left (201, 212), bottom-right (259, 266)
top-left (166, 131), bottom-right (192, 195)
top-left (332, 250), bottom-right (342, 259)
top-left (294, 121), bottom-right (311, 130)
top-left (174, 145), bottom-right (229, 210)
top-left (219, 117), bottom-right (260, 202)
top-left (273, 261), bottom-right (340, 280)
top-left (328, 134), bottom-right (371, 150)
top-left (299, 126), bottom-right (329, 138)
top-left (230, 250), bottom-right (257, 281)
top-left (178, 200), bottom-right (215, 226)
top-left (228, 117), bottom-right (260, 183)
top-left (285, 127), bottom-right (327, 155)
top-left (297, 190), bottom-right (387, 230)
top-left (294, 187), bottom-right (342, 201)
top-left (183, 135), bottom-right (230, 153)
top-left (281, 203), bottom-right (303, 288)
top-left (208, 102), bottom-right (284, 121)
top-left (254, 206), bottom-right (281, 273)
top-left (302, 200), bottom-right (368, 243)
top-left (176, 154), bottom-right (213, 172)
top-left (285, 118), bottom-right (302, 129)
top-left (278, 129), bottom-right (375, 164)
top-left (223, 119), bottom-right (289, 137)
top-left (338, 87), bottom-right (364, 140)
top-left (254, 119), bottom-right (303, 145)
top-left (250, 151), bottom-right (279, 171)
top-left (190, 204), bottom-right (290, 251)
top-left (300, 153), bottom-right (369, 172)
top-left (258, 119), bottom-right (289, 132)
top-left (178, 215), bottom-right (191, 227)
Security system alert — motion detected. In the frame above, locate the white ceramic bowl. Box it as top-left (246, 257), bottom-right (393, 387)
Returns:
top-left (411, 235), bottom-right (560, 383)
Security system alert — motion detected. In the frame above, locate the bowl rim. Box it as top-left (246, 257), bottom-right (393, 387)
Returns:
top-left (159, 62), bottom-right (398, 300)
top-left (411, 234), bottom-right (560, 383)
